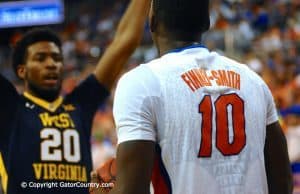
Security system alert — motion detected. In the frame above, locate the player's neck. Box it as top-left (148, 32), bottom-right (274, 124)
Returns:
top-left (25, 82), bottom-right (61, 102)
top-left (156, 37), bottom-right (199, 56)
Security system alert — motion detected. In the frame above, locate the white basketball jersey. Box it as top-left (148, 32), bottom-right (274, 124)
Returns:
top-left (113, 45), bottom-right (278, 194)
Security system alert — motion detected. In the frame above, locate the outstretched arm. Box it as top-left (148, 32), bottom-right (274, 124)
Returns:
top-left (93, 0), bottom-right (150, 90)
top-left (264, 121), bottom-right (293, 194)
top-left (0, 74), bottom-right (19, 148)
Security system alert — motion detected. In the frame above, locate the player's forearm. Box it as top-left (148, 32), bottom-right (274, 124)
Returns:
top-left (94, 0), bottom-right (150, 89)
top-left (266, 162), bottom-right (293, 194)
top-left (114, 0), bottom-right (150, 44)
top-left (265, 123), bottom-right (293, 194)
top-left (0, 73), bottom-right (18, 102)
top-left (106, 141), bottom-right (155, 194)
top-left (266, 156), bottom-right (293, 193)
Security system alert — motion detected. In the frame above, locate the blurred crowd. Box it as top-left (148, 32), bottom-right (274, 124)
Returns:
top-left (1, 0), bottom-right (300, 175)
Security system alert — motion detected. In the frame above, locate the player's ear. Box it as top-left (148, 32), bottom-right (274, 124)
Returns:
top-left (17, 64), bottom-right (26, 79)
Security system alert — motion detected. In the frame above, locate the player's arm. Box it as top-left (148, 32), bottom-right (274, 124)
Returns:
top-left (264, 121), bottom-right (293, 194)
top-left (0, 74), bottom-right (19, 147)
top-left (93, 0), bottom-right (150, 90)
top-left (109, 140), bottom-right (155, 194)
top-left (106, 65), bottom-right (157, 194)
top-left (90, 64), bottom-right (158, 194)
top-left (0, 74), bottom-right (19, 121)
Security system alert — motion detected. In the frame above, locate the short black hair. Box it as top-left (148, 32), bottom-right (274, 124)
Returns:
top-left (12, 28), bottom-right (62, 77)
top-left (153, 0), bottom-right (210, 41)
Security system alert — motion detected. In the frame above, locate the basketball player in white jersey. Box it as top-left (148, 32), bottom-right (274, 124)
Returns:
top-left (92, 0), bottom-right (292, 193)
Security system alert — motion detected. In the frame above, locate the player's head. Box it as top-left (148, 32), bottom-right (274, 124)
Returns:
top-left (12, 28), bottom-right (63, 101)
top-left (149, 0), bottom-right (210, 42)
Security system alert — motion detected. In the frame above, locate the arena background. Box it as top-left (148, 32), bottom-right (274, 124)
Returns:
top-left (0, 0), bottom-right (300, 193)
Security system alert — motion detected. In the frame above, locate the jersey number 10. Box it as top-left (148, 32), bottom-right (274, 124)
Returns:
top-left (198, 93), bottom-right (246, 157)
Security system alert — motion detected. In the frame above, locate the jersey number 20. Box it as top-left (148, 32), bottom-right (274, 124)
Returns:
top-left (41, 128), bottom-right (81, 162)
top-left (198, 93), bottom-right (246, 157)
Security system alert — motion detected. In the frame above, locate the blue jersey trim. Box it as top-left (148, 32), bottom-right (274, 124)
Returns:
top-left (168, 43), bottom-right (206, 54)
top-left (292, 163), bottom-right (300, 173)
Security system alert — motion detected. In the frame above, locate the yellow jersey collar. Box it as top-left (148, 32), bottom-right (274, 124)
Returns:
top-left (23, 91), bottom-right (63, 112)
